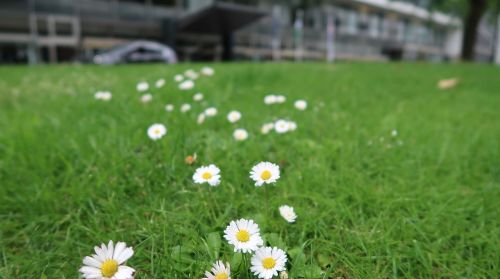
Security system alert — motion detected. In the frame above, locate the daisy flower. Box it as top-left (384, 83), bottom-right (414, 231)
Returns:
top-left (155, 78), bottom-right (165, 88)
top-left (227, 110), bottom-right (241, 123)
top-left (95, 91), bottom-right (112, 101)
top-left (185, 69), bottom-right (199, 80)
top-left (140, 93), bottom-right (152, 103)
top-left (174, 74), bottom-right (184, 82)
top-left (147, 123), bottom-right (167, 140)
top-left (233, 128), bottom-right (248, 141)
top-left (193, 93), bottom-right (204, 101)
top-left (179, 80), bottom-right (194, 90)
top-left (201, 66), bottom-right (215, 76)
top-left (261, 123), bottom-right (274, 135)
top-left (264, 95), bottom-right (277, 105)
top-left (250, 162), bottom-right (280, 186)
top-left (275, 95), bottom-right (286, 104)
top-left (197, 113), bottom-right (206, 124)
top-left (294, 100), bottom-right (307, 110)
top-left (391, 129), bottom-right (398, 137)
top-left (279, 205), bottom-right (297, 223)
top-left (165, 104), bottom-right (174, 112)
top-left (136, 81), bottom-right (149, 92)
top-left (274, 120), bottom-right (289, 134)
top-left (193, 164), bottom-right (221, 186)
top-left (79, 240), bottom-right (135, 279)
top-left (224, 219), bottom-right (263, 253)
top-left (287, 121), bottom-right (297, 131)
top-left (250, 247), bottom-right (287, 279)
top-left (205, 107), bottom-right (217, 117)
top-left (180, 103), bottom-right (191, 113)
top-left (202, 261), bottom-right (230, 279)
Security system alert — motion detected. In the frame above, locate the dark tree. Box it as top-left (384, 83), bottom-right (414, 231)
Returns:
top-left (461, 0), bottom-right (489, 60)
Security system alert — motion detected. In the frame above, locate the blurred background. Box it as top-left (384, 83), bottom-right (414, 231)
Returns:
top-left (0, 0), bottom-right (498, 64)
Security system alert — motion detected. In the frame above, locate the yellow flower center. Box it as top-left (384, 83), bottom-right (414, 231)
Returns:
top-left (154, 129), bottom-right (161, 135)
top-left (215, 273), bottom-right (229, 279)
top-left (261, 170), bottom-right (272, 180)
top-left (202, 172), bottom-right (212, 179)
top-left (262, 257), bottom-right (276, 269)
top-left (236, 230), bottom-right (250, 242)
top-left (101, 259), bottom-right (118, 277)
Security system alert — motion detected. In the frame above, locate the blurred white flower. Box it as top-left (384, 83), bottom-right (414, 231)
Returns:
top-left (391, 129), bottom-right (398, 137)
top-left (140, 93), bottom-right (153, 103)
top-left (201, 66), bottom-right (215, 76)
top-left (205, 107), bottom-right (217, 117)
top-left (180, 103), bottom-right (191, 113)
top-left (294, 100), bottom-right (307, 110)
top-left (227, 110), bottom-right (242, 123)
top-left (136, 81), bottom-right (149, 92)
top-left (94, 91), bottom-right (112, 101)
top-left (287, 121), bottom-right (297, 131)
top-left (264, 95), bottom-right (277, 105)
top-left (184, 69), bottom-right (199, 80)
top-left (174, 74), bottom-right (184, 82)
top-left (147, 123), bottom-right (167, 140)
top-left (179, 80), bottom-right (194, 90)
top-left (279, 205), bottom-right (297, 223)
top-left (155, 78), bottom-right (165, 88)
top-left (261, 122), bottom-right (274, 134)
top-left (193, 92), bottom-right (204, 101)
top-left (233, 128), bottom-right (248, 141)
top-left (275, 95), bottom-right (286, 103)
top-left (197, 113), bottom-right (206, 124)
top-left (274, 119), bottom-right (289, 133)
top-left (165, 104), bottom-right (174, 112)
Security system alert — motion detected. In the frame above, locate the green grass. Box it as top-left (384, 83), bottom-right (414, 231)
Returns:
top-left (0, 63), bottom-right (499, 279)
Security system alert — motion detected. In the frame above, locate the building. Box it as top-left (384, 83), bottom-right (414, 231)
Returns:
top-left (0, 0), bottom-right (496, 63)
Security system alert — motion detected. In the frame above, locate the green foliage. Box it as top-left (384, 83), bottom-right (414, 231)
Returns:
top-left (0, 63), bottom-right (499, 278)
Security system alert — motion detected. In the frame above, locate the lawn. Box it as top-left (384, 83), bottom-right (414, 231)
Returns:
top-left (0, 63), bottom-right (499, 279)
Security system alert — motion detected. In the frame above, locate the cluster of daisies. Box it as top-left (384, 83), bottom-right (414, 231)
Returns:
top-left (79, 161), bottom-right (297, 279)
top-left (193, 161), bottom-right (296, 279)
top-left (86, 67), bottom-right (305, 279)
top-left (94, 65), bottom-right (308, 143)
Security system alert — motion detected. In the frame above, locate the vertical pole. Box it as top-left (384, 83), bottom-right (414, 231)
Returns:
top-left (492, 0), bottom-right (500, 64)
top-left (271, 5), bottom-right (282, 61)
top-left (326, 13), bottom-right (335, 62)
top-left (28, 0), bottom-right (38, 64)
top-left (293, 9), bottom-right (304, 61)
top-left (47, 16), bottom-right (57, 63)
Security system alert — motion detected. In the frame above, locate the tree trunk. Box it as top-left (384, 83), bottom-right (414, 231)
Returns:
top-left (461, 0), bottom-right (488, 61)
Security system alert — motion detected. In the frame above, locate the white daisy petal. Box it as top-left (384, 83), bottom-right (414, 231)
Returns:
top-left (116, 247), bottom-right (134, 264)
top-left (83, 256), bottom-right (101, 268)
